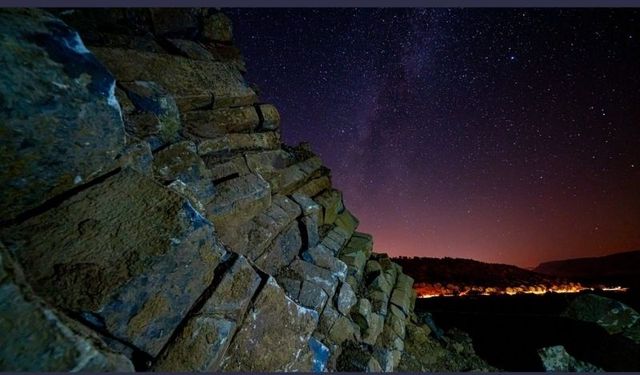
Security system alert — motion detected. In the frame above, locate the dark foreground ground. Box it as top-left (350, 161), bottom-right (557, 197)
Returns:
top-left (416, 289), bottom-right (640, 371)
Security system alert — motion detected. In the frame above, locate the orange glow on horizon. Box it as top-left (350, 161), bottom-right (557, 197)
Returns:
top-left (414, 282), bottom-right (629, 299)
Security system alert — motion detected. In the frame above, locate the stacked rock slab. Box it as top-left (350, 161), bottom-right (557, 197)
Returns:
top-left (0, 8), bottom-right (464, 372)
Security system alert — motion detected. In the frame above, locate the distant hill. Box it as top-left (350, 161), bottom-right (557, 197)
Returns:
top-left (393, 256), bottom-right (550, 288)
top-left (534, 250), bottom-right (640, 287)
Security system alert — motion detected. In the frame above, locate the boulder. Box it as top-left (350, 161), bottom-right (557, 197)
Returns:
top-left (153, 255), bottom-right (261, 371)
top-left (1, 170), bottom-right (226, 356)
top-left (0, 9), bottom-right (124, 222)
top-left (91, 47), bottom-right (256, 111)
top-left (563, 293), bottom-right (640, 342)
top-left (0, 245), bottom-right (134, 372)
top-left (220, 277), bottom-right (319, 371)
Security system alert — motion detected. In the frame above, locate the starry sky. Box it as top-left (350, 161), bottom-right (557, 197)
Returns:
top-left (226, 9), bottom-right (640, 268)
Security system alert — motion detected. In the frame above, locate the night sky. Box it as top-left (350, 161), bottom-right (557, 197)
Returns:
top-left (226, 9), bottom-right (640, 268)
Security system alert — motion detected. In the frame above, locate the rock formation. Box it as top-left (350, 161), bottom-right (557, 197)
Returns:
top-left (0, 9), bottom-right (491, 372)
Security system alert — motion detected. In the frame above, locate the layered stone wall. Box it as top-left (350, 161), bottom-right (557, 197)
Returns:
top-left (0, 9), bottom-right (491, 372)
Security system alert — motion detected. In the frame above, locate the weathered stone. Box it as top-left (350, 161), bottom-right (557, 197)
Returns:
top-left (219, 195), bottom-right (299, 261)
top-left (300, 215), bottom-right (321, 249)
top-left (0, 244), bottom-right (134, 372)
top-left (254, 223), bottom-right (302, 275)
top-left (352, 296), bottom-right (385, 345)
top-left (390, 287), bottom-right (412, 318)
top-left (289, 260), bottom-right (339, 299)
top-left (301, 245), bottom-right (348, 282)
top-left (373, 348), bottom-right (394, 372)
top-left (292, 193), bottom-right (321, 247)
top-left (328, 315), bottom-right (358, 345)
top-left (363, 313), bottom-right (385, 346)
top-left (369, 289), bottom-right (391, 317)
top-left (118, 141), bottom-right (153, 175)
top-left (258, 103), bottom-right (281, 130)
top-left (274, 156), bottom-right (324, 194)
top-left (367, 356), bottom-right (383, 372)
top-left (202, 12), bottom-right (233, 42)
top-left (298, 280), bottom-right (330, 312)
top-left (395, 273), bottom-right (415, 292)
top-left (346, 232), bottom-right (374, 256)
top-left (91, 47), bottom-right (257, 111)
top-left (244, 149), bottom-right (295, 176)
top-left (351, 298), bottom-right (372, 330)
top-left (335, 282), bottom-right (357, 316)
top-left (153, 140), bottom-right (215, 207)
top-left (388, 306), bottom-right (407, 338)
top-left (538, 345), bottom-right (603, 372)
top-left (221, 277), bottom-right (319, 371)
top-left (149, 9), bottom-right (200, 38)
top-left (318, 302), bottom-right (341, 337)
top-left (293, 176), bottom-right (332, 198)
top-left (198, 132), bottom-right (280, 155)
top-left (206, 155), bottom-right (250, 180)
top-left (291, 192), bottom-right (320, 216)
top-left (0, 10), bottom-right (124, 222)
top-left (206, 173), bottom-right (271, 228)
top-left (1, 170), bottom-right (225, 356)
top-left (335, 209), bottom-right (360, 235)
top-left (154, 256), bottom-right (261, 371)
top-left (335, 341), bottom-right (374, 372)
top-left (314, 189), bottom-right (344, 225)
top-left (323, 226), bottom-right (354, 255)
top-left (153, 140), bottom-right (209, 182)
top-left (278, 277), bottom-right (302, 300)
top-left (119, 80), bottom-right (181, 143)
top-left (365, 259), bottom-right (383, 277)
top-left (183, 106), bottom-right (260, 139)
top-left (165, 38), bottom-right (213, 61)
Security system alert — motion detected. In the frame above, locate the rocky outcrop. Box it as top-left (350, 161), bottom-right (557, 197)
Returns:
top-left (537, 345), bottom-right (603, 372)
top-left (0, 8), bottom-right (489, 372)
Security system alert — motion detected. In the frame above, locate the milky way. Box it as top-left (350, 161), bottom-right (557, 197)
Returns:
top-left (227, 8), bottom-right (640, 267)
